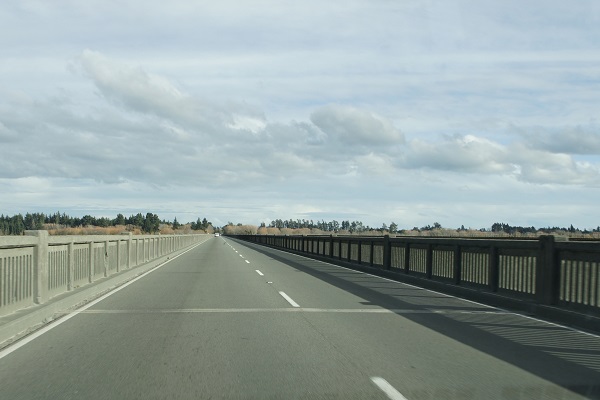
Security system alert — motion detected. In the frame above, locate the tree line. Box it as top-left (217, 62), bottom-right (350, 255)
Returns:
top-left (264, 219), bottom-right (395, 234)
top-left (261, 219), bottom-right (599, 236)
top-left (0, 212), bottom-right (213, 235)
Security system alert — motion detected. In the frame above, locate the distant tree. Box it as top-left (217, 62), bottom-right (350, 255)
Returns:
top-left (142, 213), bottom-right (160, 233)
top-left (389, 222), bottom-right (398, 234)
top-left (81, 215), bottom-right (95, 227)
top-left (172, 217), bottom-right (181, 230)
top-left (129, 213), bottom-right (144, 228)
top-left (97, 217), bottom-right (111, 227)
top-left (113, 213), bottom-right (126, 226)
top-left (24, 213), bottom-right (35, 230)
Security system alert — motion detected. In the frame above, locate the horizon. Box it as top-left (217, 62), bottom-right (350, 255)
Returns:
top-left (1, 209), bottom-right (597, 232)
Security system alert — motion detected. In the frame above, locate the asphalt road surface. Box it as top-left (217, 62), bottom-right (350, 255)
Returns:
top-left (1, 237), bottom-right (599, 399)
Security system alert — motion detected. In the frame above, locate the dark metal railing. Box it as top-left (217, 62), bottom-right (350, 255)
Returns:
top-left (230, 234), bottom-right (600, 316)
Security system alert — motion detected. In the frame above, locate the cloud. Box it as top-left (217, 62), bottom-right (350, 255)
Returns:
top-left (79, 49), bottom-right (263, 134)
top-left (310, 105), bottom-right (404, 146)
top-left (401, 134), bottom-right (511, 174)
top-left (0, 121), bottom-right (18, 142)
top-left (394, 132), bottom-right (600, 186)
top-left (517, 125), bottom-right (600, 155)
top-left (509, 143), bottom-right (600, 185)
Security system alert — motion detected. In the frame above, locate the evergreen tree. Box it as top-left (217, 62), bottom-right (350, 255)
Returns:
top-left (113, 213), bottom-right (126, 226)
top-left (142, 213), bottom-right (160, 233)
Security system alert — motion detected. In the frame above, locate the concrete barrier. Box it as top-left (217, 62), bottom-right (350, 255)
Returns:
top-left (0, 231), bottom-right (209, 318)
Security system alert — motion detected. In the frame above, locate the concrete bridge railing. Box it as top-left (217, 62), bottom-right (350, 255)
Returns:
top-left (0, 231), bottom-right (208, 317)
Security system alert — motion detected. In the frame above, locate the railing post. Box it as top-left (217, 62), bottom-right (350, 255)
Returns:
top-left (357, 240), bottom-right (362, 264)
top-left (347, 240), bottom-right (352, 262)
top-left (453, 245), bottom-right (462, 284)
top-left (404, 243), bottom-right (410, 274)
top-left (329, 234), bottom-right (335, 258)
top-left (26, 230), bottom-right (48, 304)
top-left (116, 238), bottom-right (121, 273)
top-left (537, 235), bottom-right (561, 305)
top-left (104, 240), bottom-right (109, 277)
top-left (67, 241), bottom-right (74, 291)
top-left (426, 244), bottom-right (433, 279)
top-left (383, 235), bottom-right (391, 270)
top-left (88, 241), bottom-right (94, 283)
top-left (489, 245), bottom-right (499, 292)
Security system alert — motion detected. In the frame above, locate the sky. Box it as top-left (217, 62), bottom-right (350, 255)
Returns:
top-left (1, 0), bottom-right (600, 230)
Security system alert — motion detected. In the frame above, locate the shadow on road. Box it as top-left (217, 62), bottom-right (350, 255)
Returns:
top-left (236, 239), bottom-right (600, 399)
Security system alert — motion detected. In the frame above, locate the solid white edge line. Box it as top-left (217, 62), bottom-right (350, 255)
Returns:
top-left (231, 238), bottom-right (600, 339)
top-left (279, 291), bottom-right (300, 308)
top-left (371, 377), bottom-right (408, 400)
top-left (256, 270), bottom-right (264, 276)
top-left (0, 241), bottom-right (207, 360)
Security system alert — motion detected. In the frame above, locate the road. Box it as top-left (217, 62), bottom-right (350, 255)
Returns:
top-left (1, 236), bottom-right (599, 399)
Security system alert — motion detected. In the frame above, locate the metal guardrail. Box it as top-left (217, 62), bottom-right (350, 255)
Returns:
top-left (0, 231), bottom-right (209, 317)
top-left (231, 234), bottom-right (600, 317)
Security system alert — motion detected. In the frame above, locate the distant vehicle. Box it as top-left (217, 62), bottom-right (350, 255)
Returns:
top-left (214, 233), bottom-right (220, 237)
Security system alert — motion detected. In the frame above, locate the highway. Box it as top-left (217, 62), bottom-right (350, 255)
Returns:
top-left (1, 236), bottom-right (599, 399)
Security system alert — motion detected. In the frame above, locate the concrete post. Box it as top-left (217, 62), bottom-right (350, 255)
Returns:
top-left (104, 240), bottom-right (109, 277)
top-left (124, 233), bottom-right (131, 269)
top-left (67, 241), bottom-right (74, 291)
top-left (25, 230), bottom-right (48, 304)
top-left (88, 241), bottom-right (94, 283)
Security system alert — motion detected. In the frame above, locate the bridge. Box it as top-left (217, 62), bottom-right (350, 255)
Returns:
top-left (1, 232), bottom-right (599, 398)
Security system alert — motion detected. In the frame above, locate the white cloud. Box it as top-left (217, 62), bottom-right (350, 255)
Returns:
top-left (517, 125), bottom-right (600, 155)
top-left (401, 134), bottom-right (511, 174)
top-left (311, 105), bottom-right (404, 146)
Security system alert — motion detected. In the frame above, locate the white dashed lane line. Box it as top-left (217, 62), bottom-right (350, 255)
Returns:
top-left (255, 270), bottom-right (264, 276)
top-left (279, 291), bottom-right (300, 308)
top-left (370, 377), bottom-right (408, 400)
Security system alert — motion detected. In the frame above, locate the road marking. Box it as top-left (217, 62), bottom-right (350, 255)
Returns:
top-left (279, 291), bottom-right (300, 308)
top-left (0, 242), bottom-right (206, 360)
top-left (256, 270), bottom-right (264, 276)
top-left (239, 254), bottom-right (244, 258)
top-left (370, 377), bottom-right (408, 400)
top-left (245, 260), bottom-right (250, 264)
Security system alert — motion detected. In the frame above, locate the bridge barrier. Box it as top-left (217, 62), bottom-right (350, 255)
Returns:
top-left (0, 231), bottom-right (208, 317)
top-left (230, 234), bottom-right (600, 330)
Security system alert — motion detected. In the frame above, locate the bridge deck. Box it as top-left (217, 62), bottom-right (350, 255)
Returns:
top-left (1, 237), bottom-right (599, 399)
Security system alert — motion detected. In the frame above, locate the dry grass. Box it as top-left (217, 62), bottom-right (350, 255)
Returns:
top-left (45, 224), bottom-right (205, 236)
top-left (251, 226), bottom-right (600, 239)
